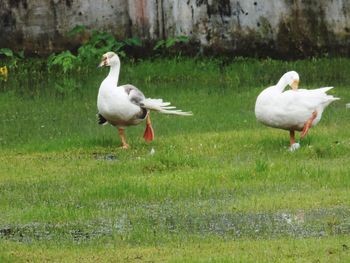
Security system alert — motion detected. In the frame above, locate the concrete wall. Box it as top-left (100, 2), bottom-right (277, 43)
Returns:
top-left (1, 0), bottom-right (350, 57)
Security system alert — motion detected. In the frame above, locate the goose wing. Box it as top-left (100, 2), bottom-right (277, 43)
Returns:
top-left (123, 84), bottom-right (146, 106)
top-left (281, 87), bottom-right (339, 112)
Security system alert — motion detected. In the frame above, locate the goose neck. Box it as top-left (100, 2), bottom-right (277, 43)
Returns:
top-left (107, 64), bottom-right (120, 84)
top-left (275, 76), bottom-right (288, 92)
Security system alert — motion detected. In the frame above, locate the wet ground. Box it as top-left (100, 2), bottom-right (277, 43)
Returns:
top-left (1, 205), bottom-right (349, 244)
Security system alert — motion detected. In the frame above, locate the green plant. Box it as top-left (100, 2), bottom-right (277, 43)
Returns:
top-left (124, 37), bottom-right (142, 47)
top-left (0, 48), bottom-right (14, 57)
top-left (77, 30), bottom-right (123, 60)
top-left (47, 51), bottom-right (78, 73)
top-left (47, 28), bottom-right (143, 73)
top-left (66, 25), bottom-right (87, 38)
top-left (80, 32), bottom-right (142, 59)
top-left (154, 36), bottom-right (190, 50)
top-left (71, 26), bottom-right (142, 61)
top-left (0, 48), bottom-right (24, 68)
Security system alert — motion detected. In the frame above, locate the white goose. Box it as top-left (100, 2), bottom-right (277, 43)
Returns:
top-left (255, 71), bottom-right (339, 150)
top-left (97, 52), bottom-right (192, 149)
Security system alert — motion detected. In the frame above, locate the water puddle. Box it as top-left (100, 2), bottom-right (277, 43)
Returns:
top-left (92, 153), bottom-right (118, 161)
top-left (1, 206), bottom-right (349, 243)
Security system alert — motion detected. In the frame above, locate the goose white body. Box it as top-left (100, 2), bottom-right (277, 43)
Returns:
top-left (96, 51), bottom-right (192, 148)
top-left (255, 86), bottom-right (336, 131)
top-left (97, 80), bottom-right (144, 126)
top-left (255, 71), bottom-right (339, 150)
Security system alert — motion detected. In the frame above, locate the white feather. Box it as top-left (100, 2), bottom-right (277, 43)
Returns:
top-left (141, 98), bottom-right (193, 116)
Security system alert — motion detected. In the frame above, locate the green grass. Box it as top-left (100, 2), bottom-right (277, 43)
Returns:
top-left (1, 237), bottom-right (349, 262)
top-left (0, 57), bottom-right (350, 262)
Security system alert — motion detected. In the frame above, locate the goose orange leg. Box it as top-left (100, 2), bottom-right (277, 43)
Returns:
top-left (300, 111), bottom-right (318, 140)
top-left (143, 114), bottom-right (154, 143)
top-left (118, 128), bottom-right (129, 149)
top-left (289, 130), bottom-right (295, 146)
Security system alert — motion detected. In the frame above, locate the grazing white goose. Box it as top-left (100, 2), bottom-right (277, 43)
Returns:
top-left (255, 71), bottom-right (339, 150)
top-left (97, 52), bottom-right (192, 149)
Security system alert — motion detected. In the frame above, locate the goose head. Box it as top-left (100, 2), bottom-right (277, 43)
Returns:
top-left (98, 52), bottom-right (120, 68)
top-left (282, 71), bottom-right (300, 90)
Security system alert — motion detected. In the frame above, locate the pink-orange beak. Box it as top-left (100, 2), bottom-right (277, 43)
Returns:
top-left (291, 79), bottom-right (299, 90)
top-left (97, 57), bottom-right (107, 68)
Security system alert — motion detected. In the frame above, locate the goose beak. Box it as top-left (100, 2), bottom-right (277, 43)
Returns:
top-left (97, 57), bottom-right (107, 68)
top-left (291, 79), bottom-right (299, 90)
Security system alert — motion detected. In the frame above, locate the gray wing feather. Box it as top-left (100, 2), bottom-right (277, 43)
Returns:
top-left (123, 84), bottom-right (145, 106)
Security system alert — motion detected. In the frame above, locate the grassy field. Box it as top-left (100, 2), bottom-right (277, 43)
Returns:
top-left (1, 57), bottom-right (350, 262)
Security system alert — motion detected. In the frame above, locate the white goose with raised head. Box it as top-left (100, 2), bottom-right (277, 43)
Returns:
top-left (255, 71), bottom-right (339, 150)
top-left (97, 52), bottom-right (192, 149)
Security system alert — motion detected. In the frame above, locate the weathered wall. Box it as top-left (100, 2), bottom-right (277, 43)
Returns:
top-left (1, 0), bottom-right (350, 57)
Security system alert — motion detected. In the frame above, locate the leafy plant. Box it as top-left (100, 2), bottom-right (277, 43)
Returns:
top-left (66, 25), bottom-right (87, 38)
top-left (124, 37), bottom-right (142, 47)
top-left (0, 48), bottom-right (25, 68)
top-left (16, 50), bottom-right (25, 59)
top-left (77, 30), bottom-right (126, 60)
top-left (0, 48), bottom-right (14, 57)
top-left (67, 25), bottom-right (143, 61)
top-left (154, 36), bottom-right (190, 50)
top-left (47, 51), bottom-right (78, 73)
top-left (77, 31), bottom-right (142, 60)
top-left (46, 26), bottom-right (143, 73)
